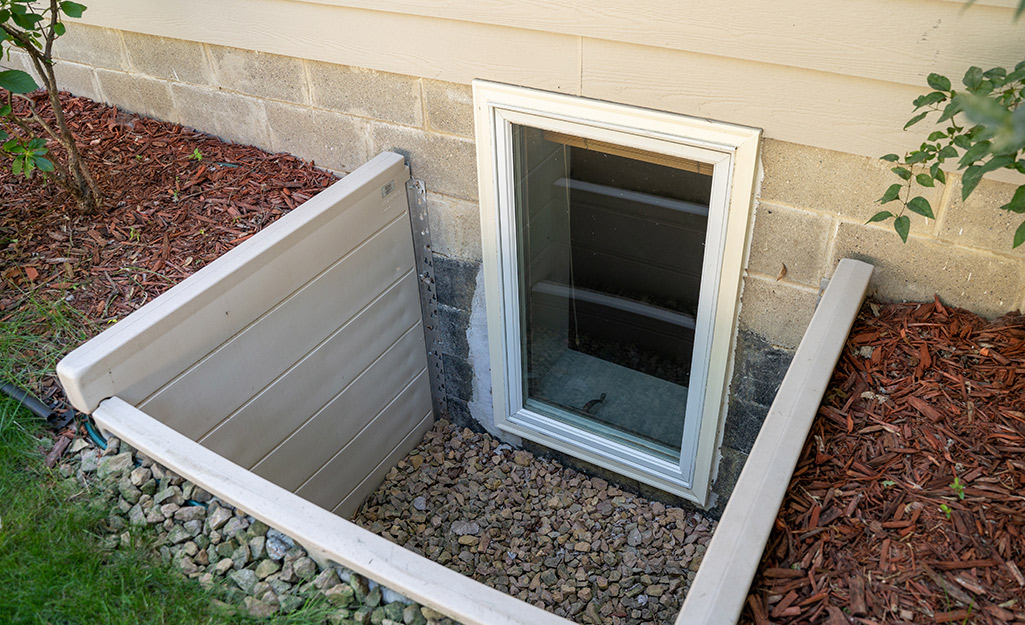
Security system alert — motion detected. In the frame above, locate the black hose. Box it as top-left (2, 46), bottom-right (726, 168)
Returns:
top-left (0, 382), bottom-right (57, 421)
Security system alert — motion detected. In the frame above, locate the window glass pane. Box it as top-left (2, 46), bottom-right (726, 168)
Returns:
top-left (513, 124), bottom-right (712, 459)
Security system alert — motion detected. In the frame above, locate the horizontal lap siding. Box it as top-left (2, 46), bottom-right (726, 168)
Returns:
top-left (73, 0), bottom-right (1024, 160)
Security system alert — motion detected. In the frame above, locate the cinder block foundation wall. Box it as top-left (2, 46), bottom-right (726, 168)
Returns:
top-left (25, 24), bottom-right (1025, 511)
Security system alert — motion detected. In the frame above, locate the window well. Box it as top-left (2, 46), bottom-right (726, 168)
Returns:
top-left (473, 82), bottom-right (761, 504)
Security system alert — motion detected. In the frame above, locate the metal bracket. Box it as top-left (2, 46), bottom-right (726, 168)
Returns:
top-left (405, 178), bottom-right (448, 421)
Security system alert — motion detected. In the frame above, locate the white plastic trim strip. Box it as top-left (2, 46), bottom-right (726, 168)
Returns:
top-left (91, 396), bottom-right (574, 625)
top-left (675, 258), bottom-right (873, 624)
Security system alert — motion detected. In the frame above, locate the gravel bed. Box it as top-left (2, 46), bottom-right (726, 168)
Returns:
top-left (352, 420), bottom-right (716, 625)
top-left (57, 434), bottom-right (459, 625)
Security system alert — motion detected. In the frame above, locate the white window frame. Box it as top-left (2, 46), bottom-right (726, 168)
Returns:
top-left (472, 81), bottom-right (760, 505)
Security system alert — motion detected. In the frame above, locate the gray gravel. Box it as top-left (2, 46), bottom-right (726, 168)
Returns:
top-left (352, 420), bottom-right (716, 625)
top-left (59, 434), bottom-right (460, 625)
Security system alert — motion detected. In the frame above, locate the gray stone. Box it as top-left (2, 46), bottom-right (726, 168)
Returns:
top-left (242, 596), bottom-right (278, 618)
top-left (314, 568), bottom-right (341, 590)
top-left (183, 519), bottom-right (204, 536)
top-left (230, 568), bottom-right (259, 595)
top-left (78, 449), bottom-right (99, 473)
top-left (255, 558), bottom-right (280, 580)
top-left (293, 556), bottom-right (317, 581)
top-left (249, 535), bottom-right (266, 559)
top-left (265, 531), bottom-right (291, 560)
top-left (231, 544), bottom-right (251, 569)
top-left (206, 505), bottom-right (233, 531)
top-left (166, 525), bottom-right (192, 545)
top-left (403, 604), bottom-right (427, 625)
top-left (214, 558), bottom-right (234, 575)
top-left (450, 521), bottom-right (479, 536)
top-left (127, 504), bottom-right (147, 526)
top-left (323, 583), bottom-right (355, 607)
top-left (381, 587), bottom-right (410, 605)
top-left (97, 451), bottom-right (134, 479)
top-left (174, 505), bottom-right (206, 523)
top-left (129, 466), bottom-right (152, 487)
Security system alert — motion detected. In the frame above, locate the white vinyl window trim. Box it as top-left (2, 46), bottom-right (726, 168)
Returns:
top-left (472, 81), bottom-right (760, 505)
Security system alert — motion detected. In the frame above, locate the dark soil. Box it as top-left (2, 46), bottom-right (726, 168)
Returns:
top-left (744, 299), bottom-right (1025, 625)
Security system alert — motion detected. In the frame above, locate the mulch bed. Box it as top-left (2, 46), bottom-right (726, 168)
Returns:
top-left (0, 92), bottom-right (337, 398)
top-left (744, 299), bottom-right (1025, 625)
top-left (0, 92), bottom-right (335, 319)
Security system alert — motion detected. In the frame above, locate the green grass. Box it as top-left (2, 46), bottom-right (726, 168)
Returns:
top-left (0, 291), bottom-right (94, 391)
top-left (0, 295), bottom-right (336, 624)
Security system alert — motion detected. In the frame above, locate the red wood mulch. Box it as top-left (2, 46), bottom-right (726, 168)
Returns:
top-left (0, 91), bottom-right (337, 324)
top-left (744, 298), bottom-right (1025, 625)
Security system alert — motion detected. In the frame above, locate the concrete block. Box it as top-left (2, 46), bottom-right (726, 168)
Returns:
top-left (759, 139), bottom-right (940, 231)
top-left (709, 447), bottom-right (747, 519)
top-left (433, 256), bottom-right (480, 312)
top-left (122, 32), bottom-right (213, 86)
top-left (309, 61), bottom-right (421, 127)
top-left (831, 221), bottom-right (1025, 317)
top-left (52, 24), bottom-right (128, 70)
top-left (170, 84), bottom-right (269, 150)
top-left (423, 80), bottom-right (473, 138)
top-left (730, 331), bottom-right (794, 407)
top-left (721, 398), bottom-right (767, 456)
top-left (208, 45), bottom-right (307, 104)
top-left (264, 101), bottom-right (370, 174)
top-left (96, 70), bottom-right (175, 122)
top-left (437, 303), bottom-right (470, 359)
top-left (52, 61), bottom-right (100, 101)
top-left (428, 192), bottom-right (482, 261)
top-left (372, 124), bottom-right (477, 201)
top-left (737, 276), bottom-right (819, 349)
top-left (747, 203), bottom-right (832, 287)
top-left (938, 175), bottom-right (1025, 257)
top-left (442, 353), bottom-right (473, 403)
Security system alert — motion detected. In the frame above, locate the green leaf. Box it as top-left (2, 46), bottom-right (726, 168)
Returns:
top-left (12, 155), bottom-right (23, 176)
top-left (879, 183), bottom-right (903, 204)
top-left (1000, 185), bottom-right (1025, 214)
top-left (904, 111), bottom-right (929, 130)
top-left (927, 73), bottom-right (951, 92)
top-left (34, 155), bottom-right (53, 172)
top-left (938, 145), bottom-right (959, 160)
top-left (962, 165), bottom-right (985, 200)
top-left (892, 166), bottom-right (912, 180)
top-left (907, 196), bottom-right (934, 219)
top-left (958, 140), bottom-right (992, 168)
top-left (894, 215), bottom-right (911, 243)
top-left (26, 137), bottom-right (46, 150)
top-left (906, 151), bottom-right (930, 164)
top-left (913, 92), bottom-right (946, 109)
top-left (1014, 220), bottom-right (1025, 249)
top-left (952, 134), bottom-right (971, 149)
top-left (0, 104), bottom-right (10, 116)
top-left (915, 173), bottom-right (935, 187)
top-left (934, 167), bottom-right (946, 185)
top-left (927, 130), bottom-right (947, 141)
top-left (0, 9), bottom-right (9, 22)
top-left (963, 66), bottom-right (984, 90)
top-left (11, 11), bottom-right (43, 29)
top-left (60, 1), bottom-right (86, 18)
top-left (0, 69), bottom-right (38, 94)
top-left (0, 130), bottom-right (7, 142)
top-left (937, 100), bottom-right (961, 123)
top-left (880, 153), bottom-right (900, 162)
top-left (53, 21), bottom-right (65, 36)
top-left (866, 210), bottom-right (893, 224)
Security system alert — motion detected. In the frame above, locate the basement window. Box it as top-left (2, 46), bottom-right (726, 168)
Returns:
top-left (473, 82), bottom-right (760, 505)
